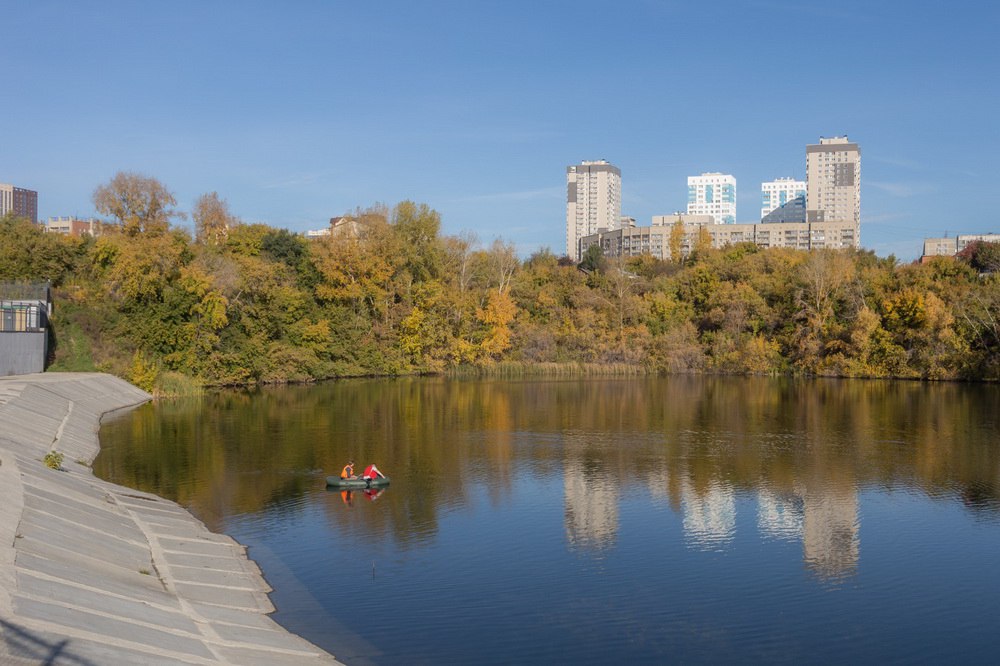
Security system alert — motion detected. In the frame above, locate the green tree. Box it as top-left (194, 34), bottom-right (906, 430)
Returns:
top-left (0, 214), bottom-right (83, 285)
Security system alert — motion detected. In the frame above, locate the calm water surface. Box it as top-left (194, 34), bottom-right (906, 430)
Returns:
top-left (95, 376), bottom-right (1000, 664)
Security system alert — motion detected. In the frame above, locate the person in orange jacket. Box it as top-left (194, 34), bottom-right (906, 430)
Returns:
top-left (340, 460), bottom-right (356, 479)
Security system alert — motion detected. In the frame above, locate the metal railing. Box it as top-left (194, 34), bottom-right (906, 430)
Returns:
top-left (0, 301), bottom-right (47, 332)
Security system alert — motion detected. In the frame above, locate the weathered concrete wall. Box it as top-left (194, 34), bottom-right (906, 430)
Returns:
top-left (0, 333), bottom-right (46, 377)
top-left (0, 373), bottom-right (341, 664)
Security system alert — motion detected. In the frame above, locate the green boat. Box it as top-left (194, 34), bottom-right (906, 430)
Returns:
top-left (326, 475), bottom-right (390, 489)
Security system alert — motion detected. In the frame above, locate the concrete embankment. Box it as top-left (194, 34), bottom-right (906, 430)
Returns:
top-left (0, 372), bottom-right (341, 665)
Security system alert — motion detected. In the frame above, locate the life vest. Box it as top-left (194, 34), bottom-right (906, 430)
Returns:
top-left (341, 464), bottom-right (354, 479)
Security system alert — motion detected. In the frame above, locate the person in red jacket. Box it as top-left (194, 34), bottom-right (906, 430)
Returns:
top-left (362, 463), bottom-right (385, 488)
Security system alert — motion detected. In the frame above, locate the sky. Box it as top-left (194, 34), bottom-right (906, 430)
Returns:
top-left (3, 0), bottom-right (999, 261)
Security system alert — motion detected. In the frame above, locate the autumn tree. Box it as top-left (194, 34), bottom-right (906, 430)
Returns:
top-left (392, 201), bottom-right (443, 283)
top-left (192, 192), bottom-right (236, 246)
top-left (669, 217), bottom-right (685, 263)
top-left (93, 172), bottom-right (179, 236)
top-left (0, 214), bottom-right (83, 285)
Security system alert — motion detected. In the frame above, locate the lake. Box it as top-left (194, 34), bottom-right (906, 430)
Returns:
top-left (95, 376), bottom-right (1000, 664)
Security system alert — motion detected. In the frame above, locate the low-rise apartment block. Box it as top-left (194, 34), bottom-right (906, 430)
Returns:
top-left (44, 216), bottom-right (104, 237)
top-left (580, 219), bottom-right (859, 262)
top-left (921, 233), bottom-right (1000, 262)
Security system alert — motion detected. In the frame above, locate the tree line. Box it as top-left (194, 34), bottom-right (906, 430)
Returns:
top-left (2, 172), bottom-right (998, 392)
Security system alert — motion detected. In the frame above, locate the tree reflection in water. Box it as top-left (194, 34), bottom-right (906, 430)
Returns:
top-left (96, 375), bottom-right (1000, 582)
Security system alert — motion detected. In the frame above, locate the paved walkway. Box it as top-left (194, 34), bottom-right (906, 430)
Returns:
top-left (0, 373), bottom-right (341, 665)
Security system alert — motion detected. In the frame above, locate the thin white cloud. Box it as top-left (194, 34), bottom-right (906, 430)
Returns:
top-left (447, 187), bottom-right (563, 204)
top-left (867, 181), bottom-right (937, 198)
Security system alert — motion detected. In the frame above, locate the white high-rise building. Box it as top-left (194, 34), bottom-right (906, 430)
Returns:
top-left (687, 172), bottom-right (736, 225)
top-left (806, 136), bottom-right (861, 240)
top-left (761, 177), bottom-right (806, 220)
top-left (566, 160), bottom-right (621, 261)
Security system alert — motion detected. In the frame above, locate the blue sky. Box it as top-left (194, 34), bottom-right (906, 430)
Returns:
top-left (4, 1), bottom-right (998, 261)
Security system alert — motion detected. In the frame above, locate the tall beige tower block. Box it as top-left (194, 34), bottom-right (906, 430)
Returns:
top-left (566, 160), bottom-right (622, 261)
top-left (806, 136), bottom-right (861, 246)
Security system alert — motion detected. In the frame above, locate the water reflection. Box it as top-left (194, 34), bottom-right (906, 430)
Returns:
top-left (564, 455), bottom-right (618, 550)
top-left (681, 480), bottom-right (736, 551)
top-left (96, 376), bottom-right (1000, 584)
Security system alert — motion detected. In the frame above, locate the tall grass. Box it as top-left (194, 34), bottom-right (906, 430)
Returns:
top-left (153, 371), bottom-right (205, 398)
top-left (448, 361), bottom-right (652, 379)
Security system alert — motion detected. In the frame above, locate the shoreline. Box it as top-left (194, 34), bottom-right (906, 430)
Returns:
top-left (0, 372), bottom-right (341, 664)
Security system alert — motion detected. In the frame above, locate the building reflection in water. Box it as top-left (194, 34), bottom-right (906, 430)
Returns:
top-left (757, 489), bottom-right (804, 541)
top-left (563, 456), bottom-right (619, 551)
top-left (563, 451), bottom-right (859, 577)
top-left (757, 485), bottom-right (859, 579)
top-left (801, 483), bottom-right (859, 579)
top-left (681, 479), bottom-right (736, 551)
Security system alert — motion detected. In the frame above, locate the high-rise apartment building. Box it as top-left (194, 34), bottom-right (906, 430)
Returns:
top-left (761, 177), bottom-right (806, 220)
top-left (566, 160), bottom-right (621, 261)
top-left (806, 137), bottom-right (860, 240)
top-left (687, 173), bottom-right (736, 225)
top-left (0, 184), bottom-right (38, 223)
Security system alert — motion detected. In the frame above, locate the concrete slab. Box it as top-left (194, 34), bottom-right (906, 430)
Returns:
top-left (168, 564), bottom-right (261, 588)
top-left (19, 509), bottom-right (151, 566)
top-left (7, 630), bottom-right (206, 666)
top-left (22, 490), bottom-right (139, 537)
top-left (186, 601), bottom-right (278, 629)
top-left (14, 551), bottom-right (170, 602)
top-left (172, 581), bottom-right (273, 612)
top-left (147, 520), bottom-right (235, 542)
top-left (160, 550), bottom-right (256, 574)
top-left (14, 597), bottom-right (215, 660)
top-left (158, 536), bottom-right (244, 557)
top-left (16, 571), bottom-right (200, 634)
top-left (211, 643), bottom-right (339, 666)
top-left (212, 620), bottom-right (326, 651)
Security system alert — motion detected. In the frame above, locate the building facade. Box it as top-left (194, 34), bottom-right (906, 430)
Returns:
top-left (761, 195), bottom-right (806, 224)
top-left (0, 184), bottom-right (38, 223)
top-left (687, 172), bottom-right (736, 225)
top-left (0, 282), bottom-right (51, 376)
top-left (580, 219), bottom-right (859, 262)
top-left (921, 233), bottom-right (1000, 261)
top-left (44, 216), bottom-right (104, 237)
top-left (566, 160), bottom-right (622, 261)
top-left (806, 137), bottom-right (860, 233)
top-left (761, 177), bottom-right (806, 220)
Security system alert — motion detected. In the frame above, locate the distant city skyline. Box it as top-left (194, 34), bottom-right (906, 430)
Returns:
top-left (3, 1), bottom-right (998, 261)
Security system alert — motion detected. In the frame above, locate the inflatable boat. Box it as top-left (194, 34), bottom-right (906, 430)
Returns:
top-left (326, 475), bottom-right (390, 489)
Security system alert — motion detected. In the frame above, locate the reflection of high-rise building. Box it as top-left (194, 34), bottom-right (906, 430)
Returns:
top-left (566, 160), bottom-right (622, 262)
top-left (757, 489), bottom-right (803, 540)
top-left (681, 479), bottom-right (735, 550)
top-left (563, 457), bottom-right (619, 550)
top-left (802, 484), bottom-right (859, 578)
